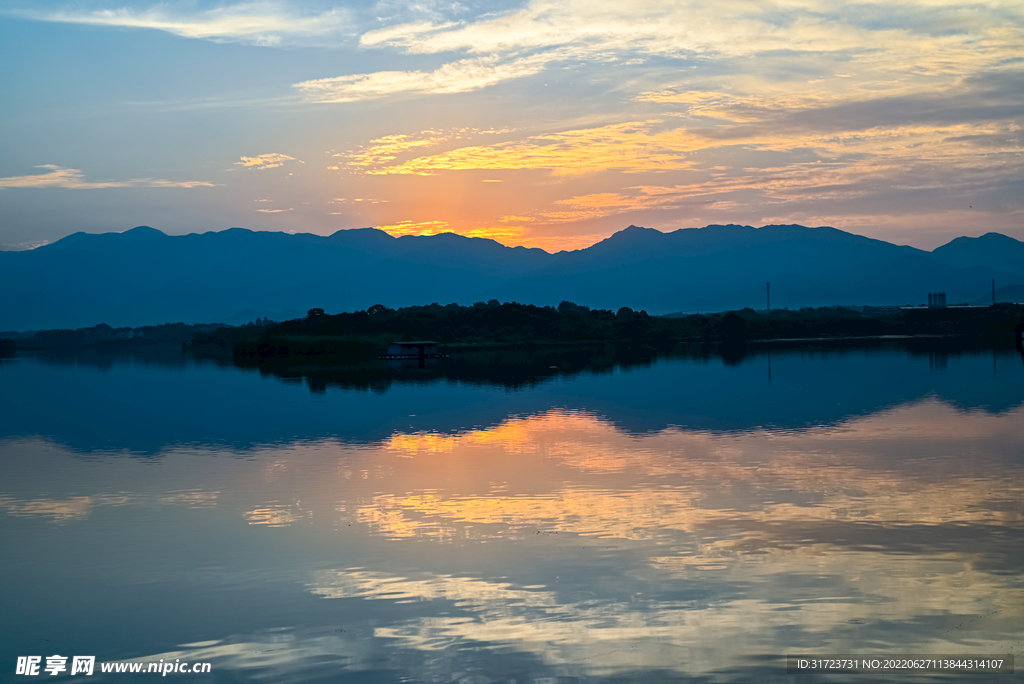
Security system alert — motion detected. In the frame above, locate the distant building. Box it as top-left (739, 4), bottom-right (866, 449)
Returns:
top-left (384, 341), bottom-right (441, 358)
top-left (928, 292), bottom-right (947, 309)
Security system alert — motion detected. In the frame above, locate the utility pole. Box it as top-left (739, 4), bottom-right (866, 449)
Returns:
top-left (993, 278), bottom-right (996, 305)
top-left (766, 282), bottom-right (771, 315)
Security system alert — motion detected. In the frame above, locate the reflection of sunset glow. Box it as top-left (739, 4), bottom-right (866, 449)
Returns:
top-left (365, 403), bottom-right (1024, 546)
top-left (5, 387), bottom-right (1023, 680)
top-left (386, 419), bottom-right (537, 454)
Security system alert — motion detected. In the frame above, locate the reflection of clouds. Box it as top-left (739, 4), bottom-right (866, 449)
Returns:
top-left (308, 569), bottom-right (701, 666)
top-left (0, 489), bottom-right (221, 520)
top-left (311, 569), bottom-right (557, 607)
top-left (341, 400), bottom-right (1024, 666)
top-left (306, 566), bottom-right (1022, 672)
top-left (244, 503), bottom-right (305, 527)
top-left (360, 488), bottom-right (698, 541)
top-left (158, 490), bottom-right (219, 508)
top-left (6, 392), bottom-right (1023, 680)
top-left (0, 489), bottom-right (223, 521)
top-left (122, 632), bottom-right (367, 680)
top-left (375, 403), bottom-right (1024, 538)
top-left (356, 479), bottom-right (1023, 546)
top-left (0, 495), bottom-right (108, 521)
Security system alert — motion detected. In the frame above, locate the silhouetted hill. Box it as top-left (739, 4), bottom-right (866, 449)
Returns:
top-left (931, 233), bottom-right (1024, 274)
top-left (2, 224), bottom-right (1023, 329)
top-left (973, 284), bottom-right (1024, 307)
top-left (498, 224), bottom-right (1023, 312)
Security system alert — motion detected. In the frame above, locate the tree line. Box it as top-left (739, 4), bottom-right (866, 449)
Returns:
top-left (208, 300), bottom-right (1024, 361)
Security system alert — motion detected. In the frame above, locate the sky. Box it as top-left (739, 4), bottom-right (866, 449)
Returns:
top-left (0, 0), bottom-right (1022, 253)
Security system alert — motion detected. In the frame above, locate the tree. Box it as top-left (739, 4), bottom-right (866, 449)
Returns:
top-left (717, 312), bottom-right (748, 338)
top-left (307, 308), bottom-right (325, 318)
top-left (367, 304), bottom-right (388, 315)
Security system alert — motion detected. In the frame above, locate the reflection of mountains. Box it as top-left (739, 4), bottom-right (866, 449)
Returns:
top-left (2, 339), bottom-right (1022, 454)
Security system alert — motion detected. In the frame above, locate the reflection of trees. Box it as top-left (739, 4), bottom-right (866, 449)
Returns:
top-left (246, 344), bottom-right (659, 394)
top-left (232, 337), bottom-right (1024, 395)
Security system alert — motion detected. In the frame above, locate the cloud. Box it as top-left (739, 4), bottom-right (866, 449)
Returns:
top-left (358, 0), bottom-right (1023, 70)
top-left (23, 2), bottom-right (351, 47)
top-left (335, 133), bottom-right (448, 168)
top-left (0, 165), bottom-right (214, 189)
top-left (294, 52), bottom-right (554, 102)
top-left (348, 121), bottom-right (699, 175)
top-left (345, 0), bottom-right (1024, 112)
top-left (330, 197), bottom-right (389, 204)
top-left (332, 128), bottom-right (514, 170)
top-left (237, 153), bottom-right (300, 170)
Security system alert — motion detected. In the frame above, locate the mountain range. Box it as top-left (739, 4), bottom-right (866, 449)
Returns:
top-left (2, 224), bottom-right (1023, 330)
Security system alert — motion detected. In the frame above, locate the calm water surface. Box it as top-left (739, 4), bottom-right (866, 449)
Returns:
top-left (2, 343), bottom-right (1023, 682)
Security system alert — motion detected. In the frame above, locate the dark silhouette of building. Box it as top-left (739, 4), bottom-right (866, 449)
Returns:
top-left (384, 341), bottom-right (442, 358)
top-left (928, 292), bottom-right (947, 309)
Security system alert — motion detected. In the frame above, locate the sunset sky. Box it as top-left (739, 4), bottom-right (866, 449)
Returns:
top-left (1, 0), bottom-right (1022, 252)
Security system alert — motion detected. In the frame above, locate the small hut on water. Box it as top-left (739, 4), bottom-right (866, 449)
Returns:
top-left (383, 341), bottom-right (443, 359)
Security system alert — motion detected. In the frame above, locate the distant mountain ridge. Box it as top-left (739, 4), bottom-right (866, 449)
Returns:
top-left (2, 223), bottom-right (1022, 330)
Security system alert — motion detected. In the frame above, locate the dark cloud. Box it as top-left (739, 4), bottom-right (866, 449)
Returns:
top-left (693, 71), bottom-right (1024, 139)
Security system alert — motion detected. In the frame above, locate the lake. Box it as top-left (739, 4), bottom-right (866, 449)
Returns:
top-left (2, 341), bottom-right (1022, 682)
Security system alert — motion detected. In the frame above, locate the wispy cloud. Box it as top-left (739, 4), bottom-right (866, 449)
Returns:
top-left (22, 2), bottom-right (351, 47)
top-left (346, 121), bottom-right (699, 175)
top-left (360, 0), bottom-right (1023, 65)
top-left (332, 128), bottom-right (513, 170)
top-left (0, 165), bottom-right (214, 189)
top-left (335, 133), bottom-right (448, 167)
top-left (237, 153), bottom-right (300, 169)
top-left (294, 52), bottom-right (554, 102)
top-left (330, 197), bottom-right (389, 204)
top-left (346, 0), bottom-right (1024, 105)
